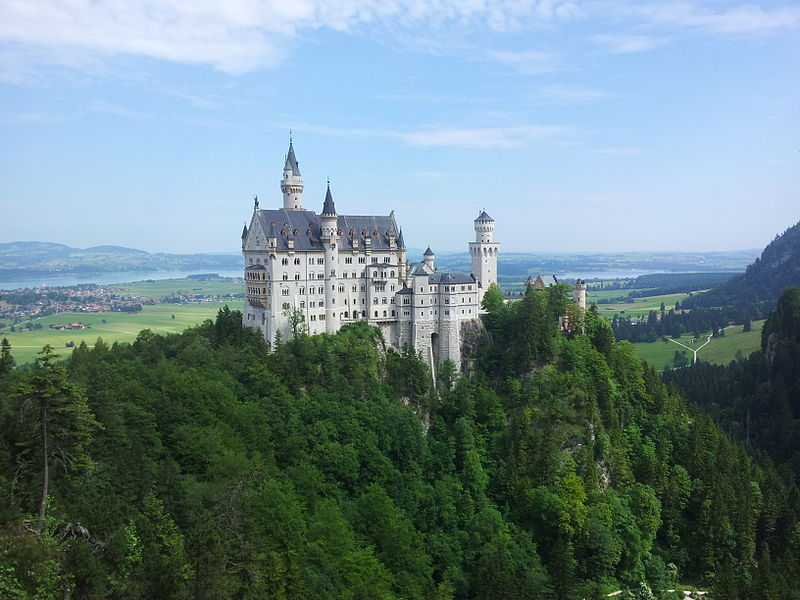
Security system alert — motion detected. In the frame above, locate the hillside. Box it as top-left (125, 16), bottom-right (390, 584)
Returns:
top-left (1, 291), bottom-right (798, 598)
top-left (0, 241), bottom-right (240, 278)
top-left (682, 220), bottom-right (800, 309)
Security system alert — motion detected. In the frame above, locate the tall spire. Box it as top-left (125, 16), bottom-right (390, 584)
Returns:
top-left (321, 180), bottom-right (337, 215)
top-left (284, 140), bottom-right (300, 176)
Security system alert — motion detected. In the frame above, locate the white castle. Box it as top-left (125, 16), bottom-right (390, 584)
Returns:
top-left (241, 142), bottom-right (585, 370)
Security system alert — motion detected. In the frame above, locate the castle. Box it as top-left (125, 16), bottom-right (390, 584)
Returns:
top-left (241, 142), bottom-right (585, 370)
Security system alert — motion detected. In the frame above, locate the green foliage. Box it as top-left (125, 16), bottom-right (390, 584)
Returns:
top-left (0, 301), bottom-right (797, 600)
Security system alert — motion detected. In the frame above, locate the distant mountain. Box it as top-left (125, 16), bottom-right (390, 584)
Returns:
top-left (0, 241), bottom-right (241, 278)
top-left (682, 220), bottom-right (800, 309)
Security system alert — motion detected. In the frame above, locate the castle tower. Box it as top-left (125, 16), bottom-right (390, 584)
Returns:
top-left (469, 210), bottom-right (499, 303)
top-left (280, 140), bottom-right (304, 210)
top-left (572, 280), bottom-right (586, 310)
top-left (320, 182), bottom-right (339, 334)
top-left (423, 247), bottom-right (435, 272)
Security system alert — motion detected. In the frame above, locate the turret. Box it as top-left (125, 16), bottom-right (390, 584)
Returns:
top-left (573, 279), bottom-right (586, 310)
top-left (280, 139), bottom-right (304, 210)
top-left (469, 210), bottom-right (500, 304)
top-left (423, 246), bottom-right (435, 272)
top-left (321, 182), bottom-right (339, 334)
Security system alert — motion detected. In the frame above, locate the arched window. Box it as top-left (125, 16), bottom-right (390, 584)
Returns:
top-left (294, 273), bottom-right (300, 280)
top-left (294, 258), bottom-right (300, 265)
top-left (282, 274), bottom-right (288, 281)
top-left (281, 258), bottom-right (288, 265)
top-left (374, 311), bottom-right (378, 317)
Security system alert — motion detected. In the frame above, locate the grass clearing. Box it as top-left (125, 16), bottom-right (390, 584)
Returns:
top-left (1, 301), bottom-right (238, 364)
top-left (633, 319), bottom-right (765, 371)
top-left (112, 277), bottom-right (242, 298)
top-left (595, 292), bottom-right (696, 319)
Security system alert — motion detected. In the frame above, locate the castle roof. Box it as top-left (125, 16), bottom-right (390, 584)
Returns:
top-left (254, 209), bottom-right (400, 252)
top-left (284, 142), bottom-right (301, 176)
top-left (397, 229), bottom-right (406, 248)
top-left (475, 210), bottom-right (494, 222)
top-left (423, 246), bottom-right (435, 256)
top-left (321, 184), bottom-right (336, 215)
top-left (241, 223), bottom-right (248, 239)
top-left (429, 272), bottom-right (475, 285)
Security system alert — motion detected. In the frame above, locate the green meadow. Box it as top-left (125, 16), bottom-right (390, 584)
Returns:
top-left (594, 291), bottom-right (697, 319)
top-left (633, 320), bottom-right (765, 371)
top-left (112, 277), bottom-right (242, 298)
top-left (1, 301), bottom-right (238, 364)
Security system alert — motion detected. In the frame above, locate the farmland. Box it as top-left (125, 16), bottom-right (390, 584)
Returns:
top-left (2, 301), bottom-right (236, 364)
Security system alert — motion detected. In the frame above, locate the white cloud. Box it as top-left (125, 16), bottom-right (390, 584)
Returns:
top-left (285, 120), bottom-right (575, 149)
top-left (489, 50), bottom-right (561, 74)
top-left (591, 33), bottom-right (666, 53)
top-left (536, 84), bottom-right (612, 102)
top-left (0, 1), bottom-right (796, 76)
top-left (89, 100), bottom-right (151, 120)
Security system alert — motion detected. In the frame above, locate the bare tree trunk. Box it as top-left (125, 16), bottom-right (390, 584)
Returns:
top-left (38, 404), bottom-right (49, 535)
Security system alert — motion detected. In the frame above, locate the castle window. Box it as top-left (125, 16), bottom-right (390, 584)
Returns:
top-left (310, 301), bottom-right (316, 308)
top-left (317, 258), bottom-right (324, 265)
top-left (294, 258), bottom-right (301, 265)
top-left (282, 302), bottom-right (290, 310)
top-left (358, 257), bottom-right (366, 264)
top-left (343, 272), bottom-right (348, 278)
top-left (390, 270), bottom-right (395, 278)
top-left (310, 315), bottom-right (316, 321)
top-left (249, 258), bottom-right (253, 264)
top-left (384, 257), bottom-right (390, 263)
top-left (345, 257), bottom-right (352, 264)
top-left (383, 311), bottom-right (387, 317)
top-left (338, 285), bottom-right (345, 293)
top-left (344, 311), bottom-right (349, 318)
top-left (352, 272), bottom-right (357, 278)
top-left (282, 274), bottom-right (288, 281)
top-left (403, 298), bottom-right (409, 304)
top-left (391, 310), bottom-right (395, 316)
top-left (281, 258), bottom-right (288, 266)
top-left (445, 310), bottom-right (449, 315)
top-left (445, 298), bottom-right (449, 304)
top-left (300, 301), bottom-right (305, 308)
top-left (319, 315), bottom-right (325, 321)
top-left (373, 271), bottom-right (378, 278)
top-left (310, 286), bottom-right (316, 294)
top-left (404, 311), bottom-right (410, 316)
top-left (420, 287), bottom-right (423, 292)
top-left (390, 284), bottom-right (395, 291)
top-left (360, 285), bottom-right (365, 291)
top-left (309, 258), bottom-right (314, 264)
top-left (300, 286), bottom-right (305, 294)
top-left (390, 298), bottom-right (395, 304)
top-left (294, 273), bottom-right (300, 280)
top-left (352, 285), bottom-right (357, 292)
top-left (374, 311), bottom-right (378, 317)
top-left (281, 288), bottom-right (289, 296)
top-left (373, 298), bottom-right (378, 304)
top-left (371, 257), bottom-right (378, 263)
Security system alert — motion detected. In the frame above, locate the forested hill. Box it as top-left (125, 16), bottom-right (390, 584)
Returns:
top-left (0, 241), bottom-right (240, 277)
top-left (665, 286), bottom-right (800, 477)
top-left (682, 220), bottom-right (800, 310)
top-left (1, 292), bottom-right (798, 599)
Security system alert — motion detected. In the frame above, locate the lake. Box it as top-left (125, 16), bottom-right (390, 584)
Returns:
top-left (0, 269), bottom-right (244, 290)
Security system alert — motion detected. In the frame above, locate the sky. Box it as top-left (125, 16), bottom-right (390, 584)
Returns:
top-left (0, 1), bottom-right (798, 255)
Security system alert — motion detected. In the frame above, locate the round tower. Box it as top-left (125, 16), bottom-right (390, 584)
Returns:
top-left (280, 140), bottom-right (304, 210)
top-left (572, 279), bottom-right (587, 310)
top-left (320, 182), bottom-right (339, 334)
top-left (469, 210), bottom-right (500, 303)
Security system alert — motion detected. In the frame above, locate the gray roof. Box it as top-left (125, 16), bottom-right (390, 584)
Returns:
top-left (255, 209), bottom-right (400, 252)
top-left (397, 286), bottom-right (413, 294)
top-left (284, 142), bottom-right (301, 176)
top-left (397, 229), bottom-right (406, 248)
top-left (246, 263), bottom-right (266, 270)
top-left (411, 264), bottom-right (428, 276)
top-left (423, 246), bottom-right (435, 256)
top-left (475, 210), bottom-right (494, 222)
top-left (241, 223), bottom-right (248, 238)
top-left (429, 272), bottom-right (475, 285)
top-left (321, 185), bottom-right (336, 215)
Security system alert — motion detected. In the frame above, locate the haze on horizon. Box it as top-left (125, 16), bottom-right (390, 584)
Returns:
top-left (1, 1), bottom-right (798, 255)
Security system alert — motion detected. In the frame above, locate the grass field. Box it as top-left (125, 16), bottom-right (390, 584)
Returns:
top-left (112, 277), bottom-right (242, 298)
top-left (633, 320), bottom-right (765, 371)
top-left (1, 301), bottom-right (239, 364)
top-left (595, 292), bottom-right (696, 319)
top-left (586, 287), bottom-right (652, 303)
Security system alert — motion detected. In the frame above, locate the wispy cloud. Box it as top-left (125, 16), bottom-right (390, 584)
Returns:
top-left (535, 84), bottom-right (612, 103)
top-left (591, 33), bottom-right (667, 54)
top-left (489, 50), bottom-right (561, 74)
top-left (285, 121), bottom-right (576, 149)
top-left (89, 100), bottom-right (151, 120)
top-left (0, 1), bottom-right (796, 77)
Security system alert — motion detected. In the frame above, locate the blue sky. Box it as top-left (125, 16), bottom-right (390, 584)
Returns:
top-left (0, 1), bottom-right (798, 254)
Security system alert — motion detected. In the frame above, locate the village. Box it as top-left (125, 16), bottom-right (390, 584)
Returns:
top-left (0, 280), bottom-right (242, 331)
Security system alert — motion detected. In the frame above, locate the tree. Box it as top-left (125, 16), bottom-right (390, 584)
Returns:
top-left (743, 317), bottom-right (752, 332)
top-left (283, 307), bottom-right (308, 339)
top-left (0, 337), bottom-right (13, 376)
top-left (15, 345), bottom-right (99, 534)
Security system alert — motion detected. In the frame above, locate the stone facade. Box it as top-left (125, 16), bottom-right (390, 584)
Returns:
top-left (241, 142), bottom-right (496, 371)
